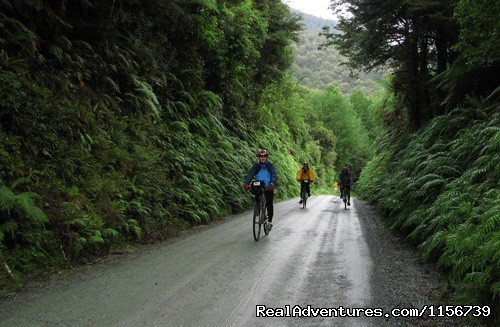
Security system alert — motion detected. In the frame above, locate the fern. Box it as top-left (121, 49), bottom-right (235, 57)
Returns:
top-left (10, 177), bottom-right (32, 190)
top-left (131, 76), bottom-right (161, 118)
top-left (0, 186), bottom-right (15, 213)
top-left (420, 178), bottom-right (445, 194)
top-left (15, 192), bottom-right (48, 223)
top-left (362, 106), bottom-right (500, 307)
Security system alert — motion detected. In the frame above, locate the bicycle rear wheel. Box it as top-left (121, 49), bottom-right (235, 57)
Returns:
top-left (302, 192), bottom-right (307, 208)
top-left (253, 203), bottom-right (261, 241)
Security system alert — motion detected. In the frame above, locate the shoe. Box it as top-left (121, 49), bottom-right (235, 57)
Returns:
top-left (267, 223), bottom-right (273, 230)
top-left (308, 193), bottom-right (311, 197)
top-left (299, 199), bottom-right (303, 204)
top-left (339, 195), bottom-right (343, 199)
top-left (348, 201), bottom-right (351, 206)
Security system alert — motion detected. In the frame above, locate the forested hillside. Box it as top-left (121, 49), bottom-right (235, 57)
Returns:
top-left (291, 30), bottom-right (385, 93)
top-left (289, 9), bottom-right (384, 92)
top-left (326, 0), bottom-right (499, 316)
top-left (0, 0), bottom-right (376, 292)
top-left (289, 8), bottom-right (336, 31)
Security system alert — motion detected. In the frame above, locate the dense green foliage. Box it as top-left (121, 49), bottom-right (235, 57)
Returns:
top-left (358, 104), bottom-right (499, 307)
top-left (438, 0), bottom-right (500, 107)
top-left (0, 0), bottom-right (379, 293)
top-left (308, 86), bottom-right (374, 177)
top-left (344, 0), bottom-right (499, 315)
top-left (0, 0), bottom-right (335, 290)
top-left (324, 0), bottom-right (461, 130)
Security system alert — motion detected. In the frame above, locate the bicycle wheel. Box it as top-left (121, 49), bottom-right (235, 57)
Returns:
top-left (343, 193), bottom-right (347, 210)
top-left (253, 203), bottom-right (261, 241)
top-left (302, 192), bottom-right (307, 208)
top-left (262, 201), bottom-right (270, 235)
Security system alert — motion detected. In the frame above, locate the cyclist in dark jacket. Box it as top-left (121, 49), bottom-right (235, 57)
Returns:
top-left (338, 166), bottom-right (353, 206)
top-left (243, 148), bottom-right (277, 229)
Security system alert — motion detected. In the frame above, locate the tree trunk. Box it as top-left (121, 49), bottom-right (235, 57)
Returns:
top-left (435, 32), bottom-right (448, 74)
top-left (418, 36), bottom-right (431, 122)
top-left (407, 34), bottom-right (421, 131)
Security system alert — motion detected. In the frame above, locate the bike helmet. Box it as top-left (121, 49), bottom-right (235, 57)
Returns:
top-left (342, 166), bottom-right (349, 173)
top-left (303, 162), bottom-right (309, 169)
top-left (256, 148), bottom-right (269, 157)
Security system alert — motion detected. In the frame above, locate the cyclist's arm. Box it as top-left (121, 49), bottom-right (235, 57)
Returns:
top-left (296, 170), bottom-right (302, 181)
top-left (269, 163), bottom-right (277, 185)
top-left (309, 170), bottom-right (316, 181)
top-left (245, 163), bottom-right (258, 185)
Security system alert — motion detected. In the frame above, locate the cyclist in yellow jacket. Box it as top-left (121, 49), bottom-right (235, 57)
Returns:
top-left (296, 163), bottom-right (315, 204)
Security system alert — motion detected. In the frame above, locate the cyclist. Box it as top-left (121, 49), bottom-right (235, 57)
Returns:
top-left (243, 148), bottom-right (277, 229)
top-left (338, 166), bottom-right (353, 206)
top-left (296, 163), bottom-right (315, 204)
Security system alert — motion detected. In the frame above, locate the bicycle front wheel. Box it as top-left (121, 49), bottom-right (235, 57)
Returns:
top-left (253, 204), bottom-right (261, 241)
top-left (261, 200), bottom-right (270, 235)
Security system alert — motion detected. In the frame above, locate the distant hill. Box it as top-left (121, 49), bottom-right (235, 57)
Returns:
top-left (290, 8), bottom-right (337, 31)
top-left (289, 9), bottom-right (385, 94)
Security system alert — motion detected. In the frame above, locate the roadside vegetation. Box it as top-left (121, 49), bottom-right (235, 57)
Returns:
top-left (326, 0), bottom-right (499, 315)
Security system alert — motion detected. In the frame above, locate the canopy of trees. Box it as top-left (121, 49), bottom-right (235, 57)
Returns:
top-left (324, 0), bottom-right (499, 130)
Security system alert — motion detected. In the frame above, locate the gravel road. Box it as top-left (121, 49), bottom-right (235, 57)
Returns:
top-left (0, 196), bottom-right (476, 326)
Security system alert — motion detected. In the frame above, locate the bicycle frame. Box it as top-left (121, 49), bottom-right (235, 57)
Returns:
top-left (250, 181), bottom-right (269, 241)
top-left (342, 185), bottom-right (350, 210)
top-left (300, 180), bottom-right (310, 208)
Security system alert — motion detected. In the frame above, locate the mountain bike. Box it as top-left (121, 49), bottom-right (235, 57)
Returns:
top-left (250, 181), bottom-right (270, 241)
top-left (300, 180), bottom-right (310, 208)
top-left (341, 185), bottom-right (350, 210)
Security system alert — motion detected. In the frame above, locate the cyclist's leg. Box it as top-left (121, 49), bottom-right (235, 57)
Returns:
top-left (265, 189), bottom-right (274, 222)
top-left (340, 183), bottom-right (343, 198)
top-left (306, 183), bottom-right (311, 196)
top-left (347, 186), bottom-right (351, 205)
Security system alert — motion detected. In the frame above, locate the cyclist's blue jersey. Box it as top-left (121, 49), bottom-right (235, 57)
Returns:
top-left (256, 163), bottom-right (271, 187)
top-left (245, 161), bottom-right (277, 187)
